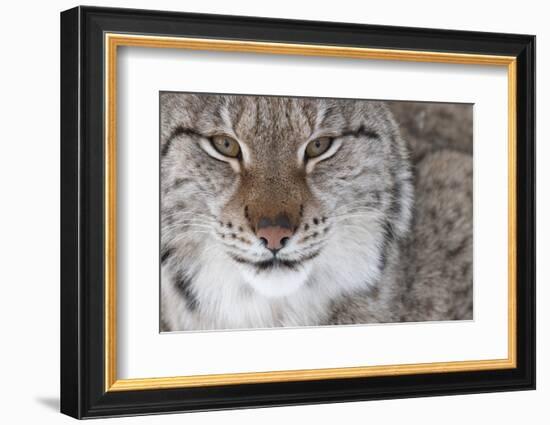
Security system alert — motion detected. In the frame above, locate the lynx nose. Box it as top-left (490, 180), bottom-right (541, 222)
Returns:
top-left (256, 215), bottom-right (293, 253)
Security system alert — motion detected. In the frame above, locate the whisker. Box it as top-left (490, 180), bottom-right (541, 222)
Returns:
top-left (330, 206), bottom-right (378, 217)
top-left (334, 224), bottom-right (376, 232)
top-left (331, 198), bottom-right (380, 214)
top-left (162, 211), bottom-right (217, 220)
top-left (168, 230), bottom-right (215, 241)
top-left (172, 219), bottom-right (217, 225)
top-left (330, 209), bottom-right (377, 219)
top-left (161, 224), bottom-right (214, 234)
top-left (332, 213), bottom-right (379, 222)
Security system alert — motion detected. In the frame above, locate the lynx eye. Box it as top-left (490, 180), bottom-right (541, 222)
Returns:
top-left (211, 135), bottom-right (241, 158)
top-left (305, 137), bottom-right (333, 159)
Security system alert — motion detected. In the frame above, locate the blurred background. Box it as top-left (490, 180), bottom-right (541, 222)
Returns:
top-left (388, 102), bottom-right (473, 164)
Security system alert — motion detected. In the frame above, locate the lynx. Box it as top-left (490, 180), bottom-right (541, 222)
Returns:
top-left (160, 93), bottom-right (473, 331)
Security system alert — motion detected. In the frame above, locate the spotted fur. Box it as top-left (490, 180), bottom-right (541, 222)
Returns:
top-left (160, 93), bottom-right (471, 331)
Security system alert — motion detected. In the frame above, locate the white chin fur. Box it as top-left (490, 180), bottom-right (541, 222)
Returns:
top-left (239, 262), bottom-right (313, 298)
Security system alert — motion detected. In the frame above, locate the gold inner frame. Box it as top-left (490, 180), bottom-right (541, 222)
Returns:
top-left (104, 33), bottom-right (518, 392)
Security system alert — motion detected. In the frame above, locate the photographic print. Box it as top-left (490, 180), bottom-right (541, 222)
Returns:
top-left (61, 7), bottom-right (535, 417)
top-left (160, 93), bottom-right (473, 332)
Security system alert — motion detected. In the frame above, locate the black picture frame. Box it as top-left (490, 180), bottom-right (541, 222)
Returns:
top-left (61, 5), bottom-right (535, 419)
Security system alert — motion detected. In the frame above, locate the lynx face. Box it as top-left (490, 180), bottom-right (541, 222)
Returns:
top-left (161, 94), bottom-right (412, 300)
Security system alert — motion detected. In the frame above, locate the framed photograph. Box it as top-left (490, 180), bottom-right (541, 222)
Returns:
top-left (60, 6), bottom-right (535, 419)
